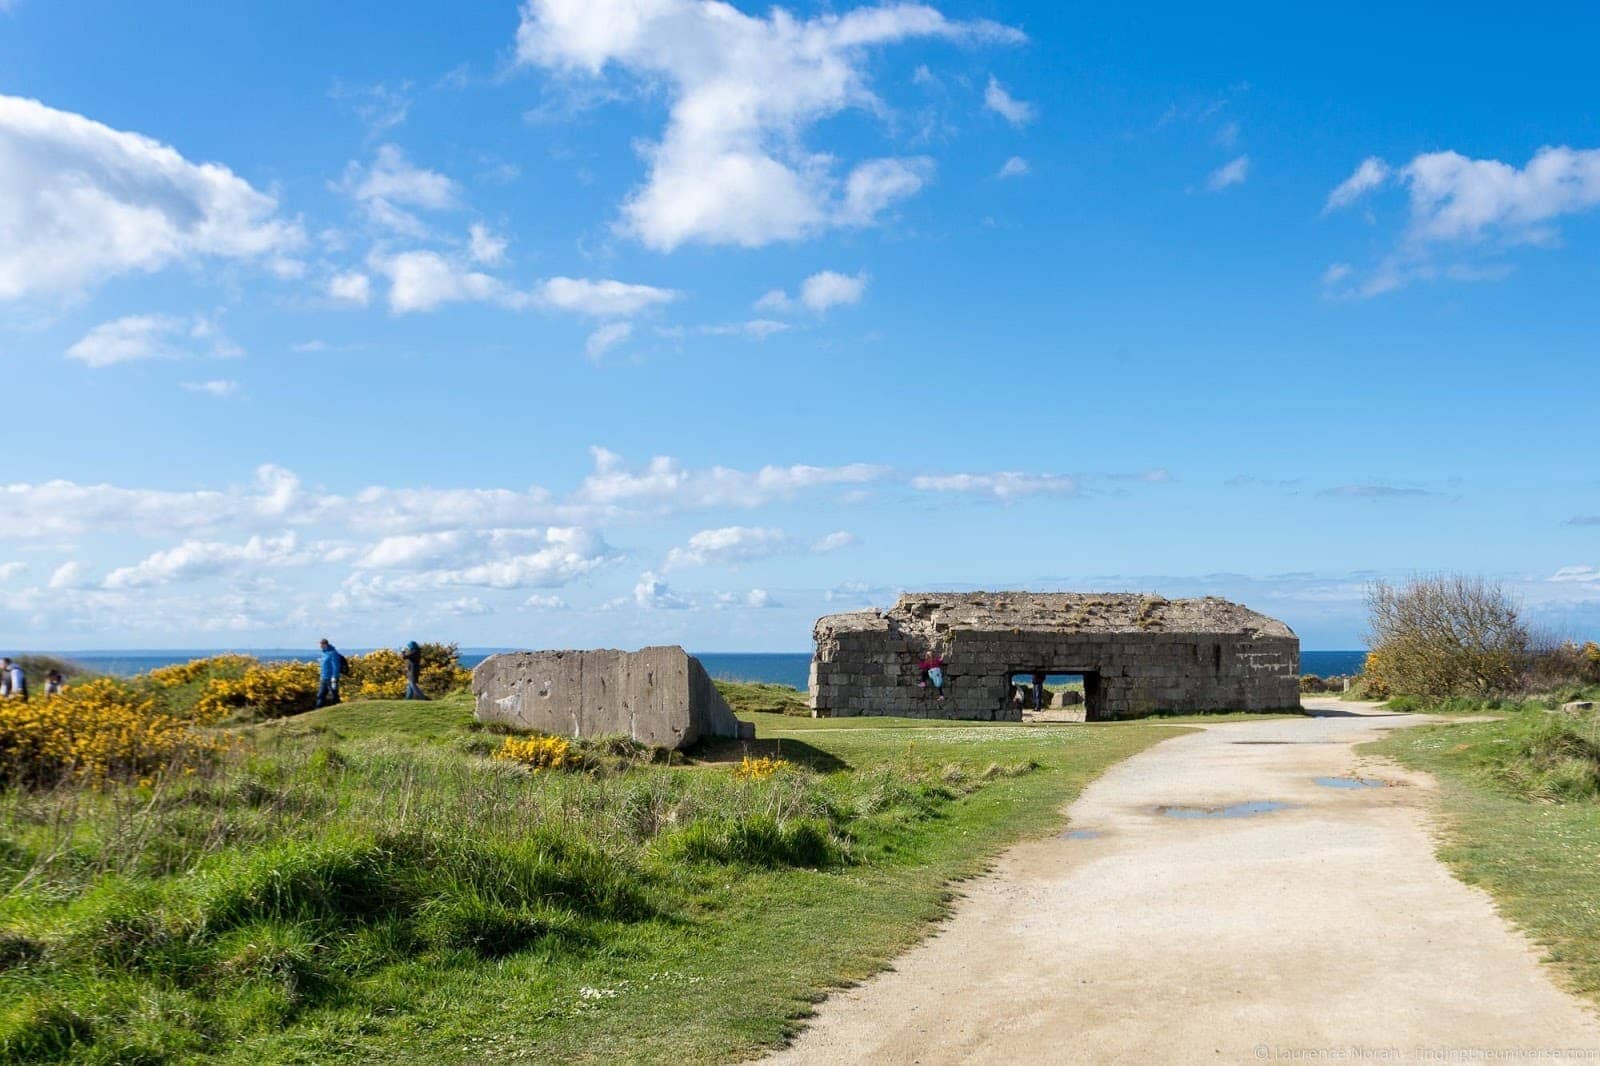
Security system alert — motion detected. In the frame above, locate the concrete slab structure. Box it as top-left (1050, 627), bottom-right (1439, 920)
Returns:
top-left (472, 645), bottom-right (750, 749)
top-left (811, 592), bottom-right (1300, 721)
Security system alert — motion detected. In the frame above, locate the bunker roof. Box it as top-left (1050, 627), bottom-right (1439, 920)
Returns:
top-left (817, 592), bottom-right (1296, 641)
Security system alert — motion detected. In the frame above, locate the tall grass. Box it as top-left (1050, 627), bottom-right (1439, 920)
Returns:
top-left (0, 707), bottom-right (1023, 1062)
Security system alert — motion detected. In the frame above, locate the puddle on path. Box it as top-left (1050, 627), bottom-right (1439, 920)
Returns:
top-left (1059, 829), bottom-right (1103, 840)
top-left (1315, 776), bottom-right (1387, 790)
top-left (1156, 801), bottom-right (1300, 819)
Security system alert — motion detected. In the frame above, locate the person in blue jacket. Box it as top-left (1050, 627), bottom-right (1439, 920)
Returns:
top-left (316, 638), bottom-right (344, 708)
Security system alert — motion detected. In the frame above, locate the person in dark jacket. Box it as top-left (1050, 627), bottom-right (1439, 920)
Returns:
top-left (401, 640), bottom-right (427, 700)
top-left (316, 638), bottom-right (342, 708)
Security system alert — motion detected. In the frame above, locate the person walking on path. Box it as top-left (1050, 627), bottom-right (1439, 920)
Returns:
top-left (401, 640), bottom-right (428, 701)
top-left (1032, 671), bottom-right (1048, 713)
top-left (2, 659), bottom-right (26, 702)
top-left (44, 669), bottom-right (64, 697)
top-left (315, 638), bottom-right (344, 709)
top-left (918, 648), bottom-right (947, 701)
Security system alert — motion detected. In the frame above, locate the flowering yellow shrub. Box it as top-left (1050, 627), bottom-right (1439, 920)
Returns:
top-left (733, 756), bottom-right (790, 781)
top-left (144, 654), bottom-right (257, 689)
top-left (357, 678), bottom-right (409, 701)
top-left (195, 660), bottom-right (320, 721)
top-left (1360, 648), bottom-right (1392, 699)
top-left (0, 678), bottom-right (226, 787)
top-left (346, 644), bottom-right (471, 700)
top-left (492, 734), bottom-right (573, 771)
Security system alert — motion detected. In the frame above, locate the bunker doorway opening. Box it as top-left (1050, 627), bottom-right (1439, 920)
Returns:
top-left (1010, 671), bottom-right (1103, 720)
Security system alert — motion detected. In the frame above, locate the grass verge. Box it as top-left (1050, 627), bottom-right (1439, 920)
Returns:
top-left (1365, 707), bottom-right (1600, 1003)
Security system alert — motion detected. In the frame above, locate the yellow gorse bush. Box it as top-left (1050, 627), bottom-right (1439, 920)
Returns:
top-left (357, 678), bottom-right (409, 701)
top-left (195, 660), bottom-right (321, 721)
top-left (144, 654), bottom-right (257, 689)
top-left (733, 756), bottom-right (790, 781)
top-left (493, 734), bottom-right (574, 771)
top-left (0, 678), bottom-right (227, 788)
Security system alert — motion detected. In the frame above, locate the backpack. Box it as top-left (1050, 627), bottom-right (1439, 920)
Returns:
top-left (337, 652), bottom-right (351, 677)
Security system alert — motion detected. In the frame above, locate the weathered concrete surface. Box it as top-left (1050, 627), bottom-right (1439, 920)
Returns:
top-left (767, 700), bottom-right (1600, 1064)
top-left (812, 592), bottom-right (1300, 721)
top-left (472, 646), bottom-right (748, 749)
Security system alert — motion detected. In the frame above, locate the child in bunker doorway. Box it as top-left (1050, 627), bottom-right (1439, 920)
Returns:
top-left (918, 647), bottom-right (947, 701)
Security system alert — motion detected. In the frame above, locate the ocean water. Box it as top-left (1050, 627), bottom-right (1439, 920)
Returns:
top-left (41, 648), bottom-right (1365, 689)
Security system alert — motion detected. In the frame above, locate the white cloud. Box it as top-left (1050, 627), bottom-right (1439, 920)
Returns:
top-left (1322, 146), bottom-right (1600, 295)
top-left (339, 527), bottom-right (617, 600)
top-left (665, 526), bottom-right (792, 569)
top-left (742, 588), bottom-right (777, 609)
top-left (66, 314), bottom-right (241, 368)
top-left (1323, 156), bottom-right (1390, 213)
top-left (515, 0), bottom-right (1022, 251)
top-left (340, 144), bottom-right (459, 234)
top-left (997, 156), bottom-right (1030, 178)
top-left (0, 562), bottom-right (24, 582)
top-left (357, 531), bottom-right (468, 570)
top-left (0, 94), bottom-right (303, 300)
top-left (327, 271), bottom-right (372, 306)
top-left (578, 446), bottom-right (888, 511)
top-left (372, 250), bottom-right (510, 313)
top-left (537, 276), bottom-right (679, 317)
top-left (755, 288), bottom-right (792, 313)
top-left (698, 319), bottom-right (790, 340)
top-left (839, 157), bottom-right (933, 225)
top-left (438, 596), bottom-right (491, 616)
top-left (181, 379), bottom-right (240, 399)
top-left (48, 561), bottom-right (87, 589)
top-left (811, 530), bottom-right (857, 553)
top-left (1204, 154), bottom-right (1250, 192)
top-left (634, 571), bottom-right (690, 610)
top-left (522, 593), bottom-right (568, 610)
top-left (983, 76), bottom-right (1035, 126)
top-left (585, 322), bottom-right (633, 359)
top-left (103, 533), bottom-right (305, 589)
top-left (468, 222), bottom-right (509, 265)
top-left (911, 471), bottom-right (1079, 499)
top-left (800, 270), bottom-right (868, 312)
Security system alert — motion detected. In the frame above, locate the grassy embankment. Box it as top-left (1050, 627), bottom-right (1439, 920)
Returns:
top-left (1, 680), bottom-right (1201, 1064)
top-left (1365, 685), bottom-right (1600, 1002)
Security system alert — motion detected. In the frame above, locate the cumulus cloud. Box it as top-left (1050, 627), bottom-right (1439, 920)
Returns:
top-left (103, 533), bottom-right (307, 589)
top-left (997, 156), bottom-right (1030, 178)
top-left (1204, 154), bottom-right (1250, 192)
top-left (66, 314), bottom-right (241, 368)
top-left (0, 94), bottom-right (303, 300)
top-left (665, 526), bottom-right (792, 569)
top-left (468, 222), bottom-right (509, 265)
top-left (983, 76), bottom-right (1035, 126)
top-left (634, 570), bottom-right (690, 610)
top-left (1323, 146), bottom-right (1600, 295)
top-left (326, 271), bottom-right (372, 306)
top-left (339, 143), bottom-right (459, 235)
top-left (536, 276), bottom-right (679, 317)
top-left (578, 446), bottom-right (888, 511)
top-left (338, 527), bottom-right (617, 602)
top-left (371, 250), bottom-right (511, 313)
top-left (911, 471), bottom-right (1079, 499)
top-left (800, 270), bottom-right (868, 312)
top-left (515, 0), bottom-right (1022, 250)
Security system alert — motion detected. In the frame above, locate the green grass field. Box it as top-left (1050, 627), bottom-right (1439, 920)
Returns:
top-left (1, 686), bottom-right (1197, 1064)
top-left (1365, 706), bottom-right (1600, 1004)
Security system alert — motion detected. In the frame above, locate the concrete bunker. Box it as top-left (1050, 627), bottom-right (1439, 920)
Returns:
top-left (472, 645), bottom-right (752, 749)
top-left (811, 592), bottom-right (1300, 721)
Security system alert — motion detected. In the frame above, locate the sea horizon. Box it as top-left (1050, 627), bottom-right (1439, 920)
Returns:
top-left (18, 648), bottom-right (1370, 691)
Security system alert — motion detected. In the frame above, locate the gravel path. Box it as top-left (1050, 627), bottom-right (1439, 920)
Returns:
top-left (766, 700), bottom-right (1600, 1064)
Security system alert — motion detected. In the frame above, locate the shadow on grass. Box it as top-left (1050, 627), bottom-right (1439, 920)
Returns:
top-left (692, 736), bottom-right (850, 773)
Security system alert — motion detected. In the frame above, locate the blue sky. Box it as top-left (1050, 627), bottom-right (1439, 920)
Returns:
top-left (2, 0), bottom-right (1598, 651)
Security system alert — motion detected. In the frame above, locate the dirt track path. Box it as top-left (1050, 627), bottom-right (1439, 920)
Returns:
top-left (767, 701), bottom-right (1600, 1064)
